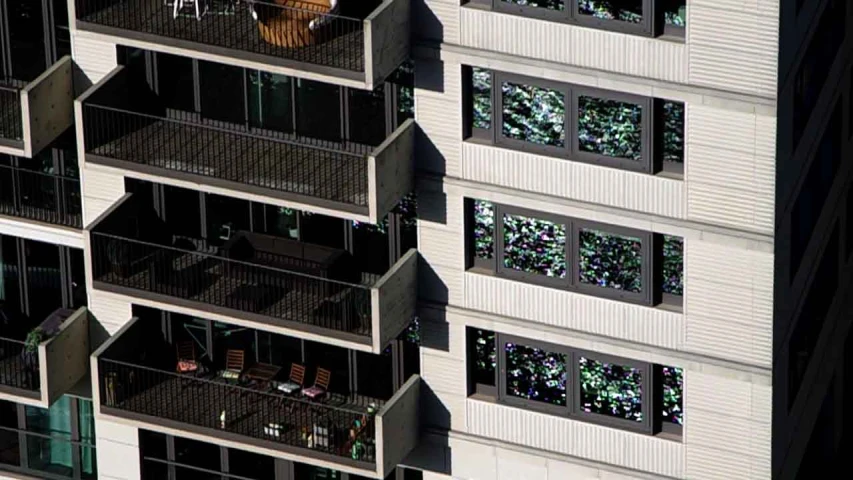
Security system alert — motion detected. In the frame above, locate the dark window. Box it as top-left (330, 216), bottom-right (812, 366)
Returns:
top-left (348, 87), bottom-right (387, 146)
top-left (155, 53), bottom-right (195, 112)
top-left (51, 0), bottom-right (72, 60)
top-left (174, 437), bottom-right (220, 472)
top-left (790, 103), bottom-right (842, 281)
top-left (163, 185), bottom-right (202, 238)
top-left (792, 0), bottom-right (846, 145)
top-left (247, 71), bottom-right (293, 134)
top-left (468, 199), bottom-right (676, 306)
top-left (578, 0), bottom-right (642, 22)
top-left (470, 329), bottom-right (675, 435)
top-left (204, 193), bottom-right (251, 246)
top-left (23, 239), bottom-right (62, 322)
top-left (0, 397), bottom-right (96, 479)
top-left (227, 448), bottom-right (275, 480)
top-left (847, 186), bottom-right (853, 260)
top-left (468, 69), bottom-right (678, 175)
top-left (5, 0), bottom-right (46, 81)
top-left (296, 79), bottom-right (342, 143)
top-left (198, 61), bottom-right (245, 125)
top-left (788, 223), bottom-right (839, 409)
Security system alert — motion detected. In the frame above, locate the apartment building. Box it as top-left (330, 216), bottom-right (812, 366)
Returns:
top-left (0, 0), bottom-right (850, 479)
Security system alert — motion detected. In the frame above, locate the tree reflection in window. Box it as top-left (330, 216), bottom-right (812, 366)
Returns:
top-left (661, 365), bottom-right (683, 426)
top-left (579, 356), bottom-right (643, 422)
top-left (578, 229), bottom-right (642, 292)
top-left (505, 342), bottom-right (567, 406)
top-left (503, 213), bottom-right (567, 277)
top-left (578, 0), bottom-right (643, 23)
top-left (502, 0), bottom-right (565, 11)
top-left (662, 235), bottom-right (684, 296)
top-left (474, 329), bottom-right (497, 385)
top-left (663, 0), bottom-right (686, 26)
top-left (473, 200), bottom-right (494, 260)
top-left (502, 82), bottom-right (566, 147)
top-left (662, 101), bottom-right (685, 164)
top-left (472, 68), bottom-right (492, 129)
top-left (578, 96), bottom-right (643, 161)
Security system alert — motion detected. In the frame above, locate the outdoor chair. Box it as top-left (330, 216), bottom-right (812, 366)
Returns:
top-left (175, 341), bottom-right (201, 375)
top-left (219, 349), bottom-right (245, 382)
top-left (174, 0), bottom-right (207, 19)
top-left (276, 363), bottom-right (306, 395)
top-left (302, 367), bottom-right (330, 400)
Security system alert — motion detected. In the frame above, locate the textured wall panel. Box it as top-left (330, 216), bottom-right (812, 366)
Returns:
top-left (415, 60), bottom-right (462, 177)
top-left (88, 290), bottom-right (132, 337)
top-left (462, 143), bottom-right (685, 219)
top-left (683, 371), bottom-right (772, 480)
top-left (684, 239), bottom-right (773, 367)
top-left (82, 165), bottom-right (126, 226)
top-left (686, 104), bottom-right (776, 233)
top-left (687, 1), bottom-right (779, 97)
top-left (467, 400), bottom-right (684, 478)
top-left (458, 8), bottom-right (688, 83)
top-left (418, 0), bottom-right (460, 44)
top-left (463, 273), bottom-right (683, 350)
top-left (72, 34), bottom-right (118, 85)
top-left (419, 224), bottom-right (464, 269)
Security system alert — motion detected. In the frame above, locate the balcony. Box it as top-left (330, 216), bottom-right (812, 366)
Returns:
top-left (80, 66), bottom-right (415, 223)
top-left (0, 164), bottom-right (83, 228)
top-left (0, 57), bottom-right (75, 158)
top-left (73, 0), bottom-right (410, 90)
top-left (93, 316), bottom-right (421, 478)
top-left (0, 307), bottom-right (91, 408)
top-left (88, 193), bottom-right (418, 353)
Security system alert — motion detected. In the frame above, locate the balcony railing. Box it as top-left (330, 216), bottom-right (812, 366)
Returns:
top-left (83, 103), bottom-right (370, 209)
top-left (0, 165), bottom-right (83, 228)
top-left (0, 337), bottom-right (40, 394)
top-left (99, 358), bottom-right (379, 465)
top-left (74, 0), bottom-right (410, 88)
top-left (91, 231), bottom-right (375, 339)
top-left (0, 83), bottom-right (23, 143)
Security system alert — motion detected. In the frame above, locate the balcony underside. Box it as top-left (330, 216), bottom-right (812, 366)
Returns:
top-left (76, 0), bottom-right (364, 78)
top-left (93, 255), bottom-right (375, 346)
top-left (86, 118), bottom-right (369, 216)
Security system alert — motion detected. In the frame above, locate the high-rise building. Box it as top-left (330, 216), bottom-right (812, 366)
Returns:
top-left (0, 0), bottom-right (850, 479)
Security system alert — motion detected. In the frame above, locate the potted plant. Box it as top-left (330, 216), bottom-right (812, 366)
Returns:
top-left (21, 327), bottom-right (46, 371)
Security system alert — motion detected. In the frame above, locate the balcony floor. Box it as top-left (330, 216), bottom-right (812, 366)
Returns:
top-left (87, 118), bottom-right (368, 207)
top-left (77, 0), bottom-right (365, 72)
top-left (94, 252), bottom-right (374, 337)
top-left (107, 374), bottom-right (379, 461)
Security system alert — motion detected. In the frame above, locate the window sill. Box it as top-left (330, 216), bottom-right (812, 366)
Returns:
top-left (464, 268), bottom-right (684, 314)
top-left (466, 395), bottom-right (683, 442)
top-left (462, 138), bottom-right (684, 181)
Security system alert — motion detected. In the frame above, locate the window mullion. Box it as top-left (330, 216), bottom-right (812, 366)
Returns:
top-left (567, 219), bottom-right (576, 289)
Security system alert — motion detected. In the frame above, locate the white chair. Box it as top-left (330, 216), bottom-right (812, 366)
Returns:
top-left (174, 0), bottom-right (206, 20)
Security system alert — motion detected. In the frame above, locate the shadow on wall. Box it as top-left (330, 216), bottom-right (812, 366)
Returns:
top-left (411, 0), bottom-right (443, 46)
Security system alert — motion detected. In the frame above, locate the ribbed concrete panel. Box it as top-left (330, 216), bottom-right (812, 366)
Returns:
top-left (467, 400), bottom-right (684, 478)
top-left (462, 143), bottom-right (685, 219)
top-left (458, 8), bottom-right (688, 84)
top-left (71, 34), bottom-right (118, 85)
top-left (686, 104), bottom-right (776, 233)
top-left (419, 0), bottom-right (460, 44)
top-left (422, 353), bottom-right (467, 395)
top-left (684, 240), bottom-right (773, 367)
top-left (81, 165), bottom-right (126, 226)
top-left (687, 1), bottom-right (779, 97)
top-left (419, 225), bottom-right (464, 269)
top-left (415, 60), bottom-right (463, 176)
top-left (463, 273), bottom-right (683, 350)
top-left (88, 290), bottom-right (132, 335)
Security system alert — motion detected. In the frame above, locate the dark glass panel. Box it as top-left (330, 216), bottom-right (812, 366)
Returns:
top-left (356, 349), bottom-right (393, 400)
top-left (504, 341), bottom-right (567, 406)
top-left (578, 0), bottom-right (643, 22)
top-left (348, 86), bottom-right (386, 146)
top-left (501, 82), bottom-right (565, 147)
top-left (661, 365), bottom-right (683, 426)
top-left (471, 68), bottom-right (492, 130)
top-left (163, 185), bottom-right (202, 238)
top-left (303, 341), bottom-right (350, 397)
top-left (23, 239), bottom-right (63, 322)
top-left (503, 213), bottom-right (567, 278)
top-left (578, 229), bottom-right (643, 293)
top-left (473, 200), bottom-right (494, 260)
top-left (174, 436), bottom-right (221, 471)
top-left (661, 235), bottom-right (683, 296)
top-left (247, 71), bottom-right (293, 133)
top-left (156, 53), bottom-right (195, 112)
top-left (204, 193), bottom-right (251, 246)
top-left (199, 61), bottom-right (245, 125)
top-left (295, 79), bottom-right (341, 142)
top-left (577, 96), bottom-right (643, 161)
top-left (227, 448), bottom-right (275, 480)
top-left (578, 356), bottom-right (644, 422)
top-left (6, 0), bottom-right (46, 81)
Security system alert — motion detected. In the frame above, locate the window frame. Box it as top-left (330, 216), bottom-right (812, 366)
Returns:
top-left (572, 87), bottom-right (653, 172)
top-left (485, 0), bottom-right (677, 39)
top-left (467, 199), bottom-right (674, 307)
top-left (466, 68), bottom-right (684, 176)
top-left (572, 348), bottom-right (652, 433)
top-left (467, 330), bottom-right (678, 437)
top-left (497, 334), bottom-right (572, 417)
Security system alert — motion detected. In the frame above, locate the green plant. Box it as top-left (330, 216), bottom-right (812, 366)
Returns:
top-left (24, 328), bottom-right (46, 353)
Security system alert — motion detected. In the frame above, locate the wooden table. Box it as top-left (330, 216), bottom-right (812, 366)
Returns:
top-left (243, 363), bottom-right (282, 390)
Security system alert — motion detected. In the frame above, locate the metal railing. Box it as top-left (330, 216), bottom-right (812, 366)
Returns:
top-left (99, 358), bottom-right (377, 463)
top-left (74, 0), bottom-right (365, 72)
top-left (83, 104), bottom-right (369, 206)
top-left (0, 337), bottom-right (40, 392)
top-left (90, 232), bottom-right (373, 337)
top-left (0, 84), bottom-right (22, 141)
top-left (0, 165), bottom-right (83, 228)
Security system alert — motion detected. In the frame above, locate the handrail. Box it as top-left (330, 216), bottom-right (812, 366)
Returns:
top-left (91, 231), bottom-right (370, 290)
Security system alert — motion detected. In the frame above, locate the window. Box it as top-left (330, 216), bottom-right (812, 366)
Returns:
top-left (0, 397), bottom-right (96, 479)
top-left (790, 103), bottom-right (842, 282)
top-left (792, 0), bottom-right (846, 145)
top-left (468, 328), bottom-right (682, 435)
top-left (467, 69), bottom-right (684, 175)
top-left (467, 199), bottom-right (682, 306)
top-left (486, 0), bottom-right (684, 38)
top-left (788, 224), bottom-right (839, 409)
